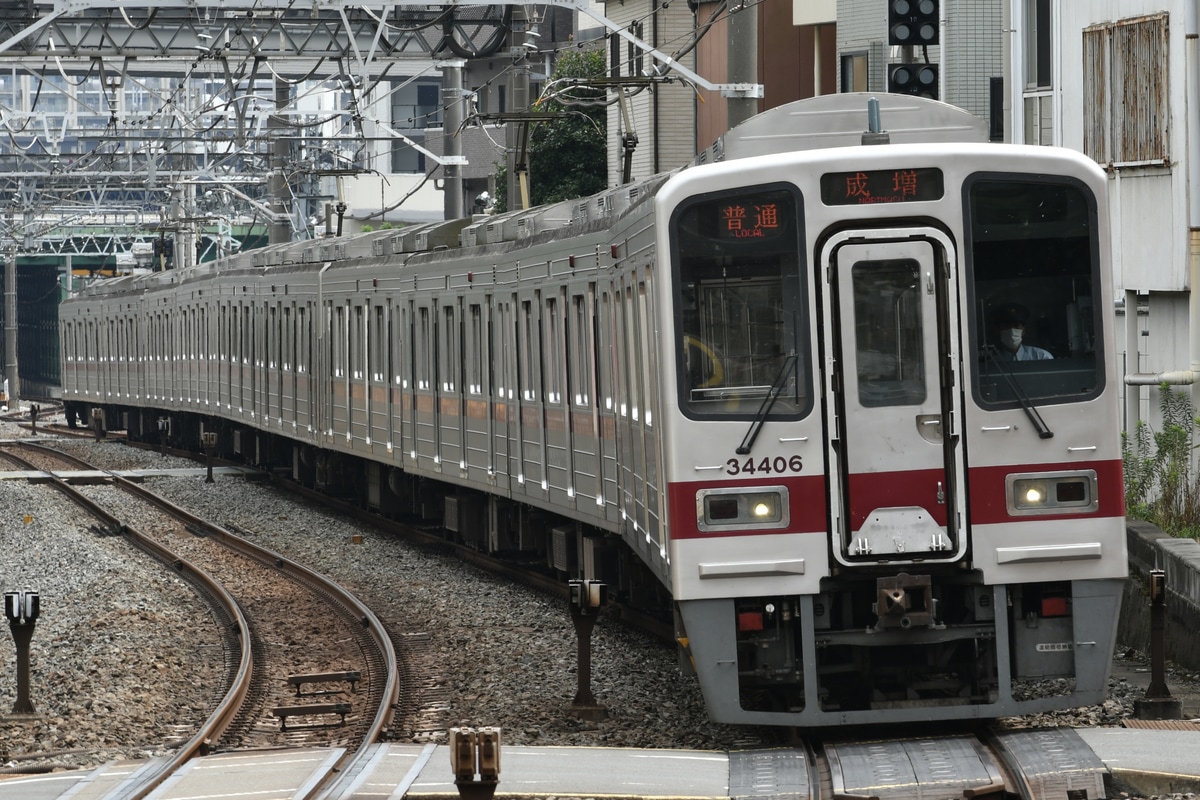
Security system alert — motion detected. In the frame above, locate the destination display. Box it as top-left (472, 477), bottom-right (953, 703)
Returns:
top-left (821, 167), bottom-right (944, 205)
top-left (716, 196), bottom-right (787, 239)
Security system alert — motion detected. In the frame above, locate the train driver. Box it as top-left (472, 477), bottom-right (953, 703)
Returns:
top-left (991, 303), bottom-right (1053, 361)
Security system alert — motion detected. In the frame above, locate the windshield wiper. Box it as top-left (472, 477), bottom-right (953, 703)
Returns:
top-left (736, 353), bottom-right (799, 455)
top-left (983, 346), bottom-right (1054, 439)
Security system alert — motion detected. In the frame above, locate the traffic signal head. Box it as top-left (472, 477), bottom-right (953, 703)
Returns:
top-left (889, 0), bottom-right (939, 47)
top-left (888, 63), bottom-right (939, 99)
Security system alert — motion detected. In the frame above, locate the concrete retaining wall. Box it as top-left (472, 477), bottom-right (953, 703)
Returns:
top-left (1120, 520), bottom-right (1200, 670)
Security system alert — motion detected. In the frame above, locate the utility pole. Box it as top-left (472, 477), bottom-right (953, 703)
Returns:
top-left (3, 204), bottom-right (18, 408)
top-left (726, 0), bottom-right (759, 130)
top-left (442, 59), bottom-right (466, 220)
top-left (507, 5), bottom-right (532, 211)
top-left (270, 77), bottom-right (292, 244)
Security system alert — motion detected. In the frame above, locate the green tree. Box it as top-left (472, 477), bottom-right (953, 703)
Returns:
top-left (496, 47), bottom-right (607, 213)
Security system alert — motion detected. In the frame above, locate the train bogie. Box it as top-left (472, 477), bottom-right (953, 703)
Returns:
top-left (60, 94), bottom-right (1126, 729)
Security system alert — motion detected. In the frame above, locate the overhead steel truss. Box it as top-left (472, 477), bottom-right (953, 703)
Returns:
top-left (0, 1), bottom-right (759, 258)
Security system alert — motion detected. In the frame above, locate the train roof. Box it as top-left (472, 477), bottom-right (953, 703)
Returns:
top-left (704, 92), bottom-right (990, 163)
top-left (63, 95), bottom-right (996, 300)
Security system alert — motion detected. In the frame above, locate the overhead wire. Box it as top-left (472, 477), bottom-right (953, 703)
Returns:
top-left (4, 0), bottom-right (740, 235)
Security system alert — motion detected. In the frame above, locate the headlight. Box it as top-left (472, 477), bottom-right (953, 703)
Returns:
top-left (1006, 470), bottom-right (1098, 515)
top-left (696, 486), bottom-right (790, 531)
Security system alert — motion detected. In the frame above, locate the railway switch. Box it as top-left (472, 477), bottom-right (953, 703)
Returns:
top-left (449, 726), bottom-right (501, 800)
top-left (449, 727), bottom-right (477, 782)
top-left (5, 590), bottom-right (40, 713)
top-left (1135, 568), bottom-right (1182, 719)
top-left (202, 431), bottom-right (218, 483)
top-left (568, 581), bottom-right (608, 720)
top-left (570, 579), bottom-right (606, 613)
top-left (477, 727), bottom-right (501, 779)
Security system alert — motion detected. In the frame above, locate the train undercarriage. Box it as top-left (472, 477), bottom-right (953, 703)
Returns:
top-left (67, 400), bottom-right (674, 615)
top-left (679, 569), bottom-right (1123, 726)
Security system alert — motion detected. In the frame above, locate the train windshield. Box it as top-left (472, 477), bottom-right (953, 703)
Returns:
top-left (671, 186), bottom-right (809, 419)
top-left (966, 176), bottom-right (1103, 407)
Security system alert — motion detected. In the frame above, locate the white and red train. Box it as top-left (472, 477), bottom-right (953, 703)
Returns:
top-left (60, 94), bottom-right (1126, 727)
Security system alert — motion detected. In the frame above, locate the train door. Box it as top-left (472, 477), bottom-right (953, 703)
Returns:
top-left (820, 228), bottom-right (967, 565)
top-left (437, 300), bottom-right (464, 472)
top-left (495, 296), bottom-right (517, 490)
top-left (413, 302), bottom-right (436, 467)
top-left (516, 293), bottom-right (546, 498)
top-left (238, 303), bottom-right (250, 417)
top-left (369, 302), bottom-right (389, 456)
top-left (351, 302), bottom-right (368, 445)
top-left (400, 300), bottom-right (417, 470)
top-left (543, 290), bottom-right (571, 508)
top-left (282, 304), bottom-right (294, 424)
top-left (568, 285), bottom-right (603, 523)
top-left (613, 280), bottom-right (639, 536)
top-left (385, 300), bottom-right (397, 454)
top-left (596, 287), bottom-right (620, 525)
top-left (199, 306), bottom-right (207, 408)
top-left (463, 297), bottom-right (491, 484)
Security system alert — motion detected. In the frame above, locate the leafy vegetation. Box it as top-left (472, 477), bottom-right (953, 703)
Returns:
top-left (494, 47), bottom-right (607, 213)
top-left (1123, 384), bottom-right (1200, 537)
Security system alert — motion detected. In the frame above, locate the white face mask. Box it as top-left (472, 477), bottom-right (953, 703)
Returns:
top-left (1000, 328), bottom-right (1023, 351)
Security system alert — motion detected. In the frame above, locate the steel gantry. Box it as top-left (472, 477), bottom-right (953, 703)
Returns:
top-left (0, 1), bottom-right (759, 253)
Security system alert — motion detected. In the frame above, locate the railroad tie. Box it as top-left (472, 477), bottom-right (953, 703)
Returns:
top-left (272, 702), bottom-right (352, 731)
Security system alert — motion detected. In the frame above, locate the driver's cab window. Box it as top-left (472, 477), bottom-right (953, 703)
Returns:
top-left (671, 186), bottom-right (810, 419)
top-left (966, 176), bottom-right (1103, 406)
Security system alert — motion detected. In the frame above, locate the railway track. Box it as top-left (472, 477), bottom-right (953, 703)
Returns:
top-left (730, 727), bottom-right (1108, 800)
top-left (0, 440), bottom-right (402, 799)
top-left (0, 433), bottom-right (1176, 799)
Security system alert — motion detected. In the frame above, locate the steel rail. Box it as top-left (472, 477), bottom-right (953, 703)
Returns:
top-left (110, 474), bottom-right (401, 751)
top-left (0, 442), bottom-right (254, 800)
top-left (6, 441), bottom-right (401, 797)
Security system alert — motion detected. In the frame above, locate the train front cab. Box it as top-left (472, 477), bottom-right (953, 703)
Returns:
top-left (662, 147), bottom-right (1126, 727)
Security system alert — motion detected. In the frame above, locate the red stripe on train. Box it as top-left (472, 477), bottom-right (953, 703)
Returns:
top-left (966, 458), bottom-right (1124, 525)
top-left (666, 459), bottom-right (1122, 540)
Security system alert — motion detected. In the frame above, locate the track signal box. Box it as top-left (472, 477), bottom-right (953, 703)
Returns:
top-left (888, 63), bottom-right (939, 99)
top-left (889, 0), bottom-right (939, 46)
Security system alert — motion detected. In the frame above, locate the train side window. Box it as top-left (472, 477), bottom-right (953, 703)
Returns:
top-left (414, 306), bottom-right (430, 390)
top-left (466, 303), bottom-right (484, 395)
top-left (372, 305), bottom-right (385, 381)
top-left (297, 306), bottom-right (307, 375)
top-left (393, 304), bottom-right (405, 386)
top-left (332, 305), bottom-right (345, 378)
top-left (269, 306), bottom-right (277, 368)
top-left (496, 300), bottom-right (514, 400)
top-left (283, 306), bottom-right (292, 370)
top-left (545, 296), bottom-right (562, 405)
top-left (570, 294), bottom-right (591, 408)
top-left (352, 305), bottom-right (365, 380)
top-left (599, 291), bottom-right (615, 411)
top-left (274, 304), bottom-right (282, 370)
top-left (243, 306), bottom-right (252, 365)
top-left (442, 304), bottom-right (457, 393)
top-left (519, 299), bottom-right (538, 402)
top-left (965, 176), bottom-right (1103, 406)
top-left (670, 185), bottom-right (810, 419)
top-left (623, 284), bottom-right (640, 419)
top-left (638, 281), bottom-right (655, 425)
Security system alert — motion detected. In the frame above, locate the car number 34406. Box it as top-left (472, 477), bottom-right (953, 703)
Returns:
top-left (725, 455), bottom-right (803, 476)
